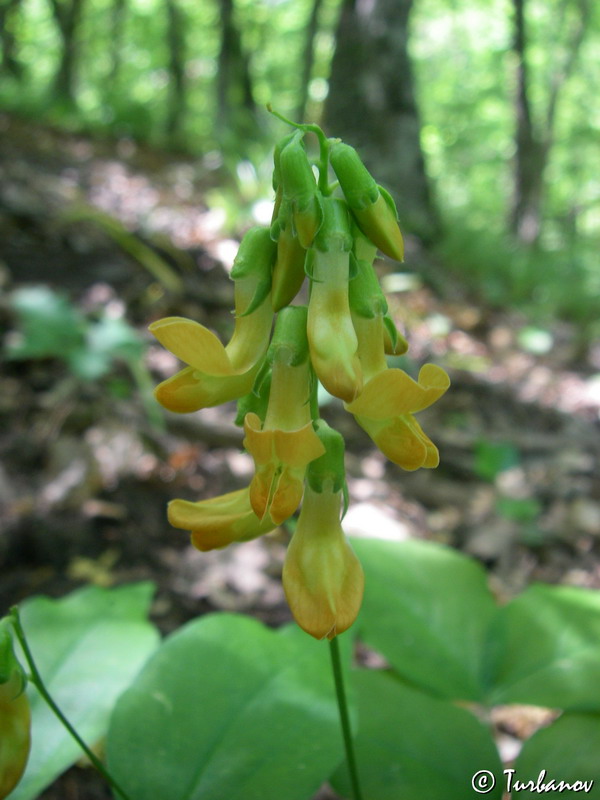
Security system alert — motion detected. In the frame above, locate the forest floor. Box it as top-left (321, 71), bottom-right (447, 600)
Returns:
top-left (1, 112), bottom-right (600, 799)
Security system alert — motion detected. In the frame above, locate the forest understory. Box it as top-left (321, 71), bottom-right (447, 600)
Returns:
top-left (1, 113), bottom-right (599, 800)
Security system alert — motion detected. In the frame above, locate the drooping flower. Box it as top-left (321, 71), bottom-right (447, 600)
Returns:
top-left (168, 487), bottom-right (276, 552)
top-left (329, 141), bottom-right (404, 262)
top-left (150, 227), bottom-right (275, 413)
top-left (282, 422), bottom-right (363, 640)
top-left (243, 306), bottom-right (325, 525)
top-left (346, 333), bottom-right (450, 470)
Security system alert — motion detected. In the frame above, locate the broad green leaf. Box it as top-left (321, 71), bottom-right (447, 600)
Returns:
top-left (331, 670), bottom-right (503, 800)
top-left (107, 614), bottom-right (345, 800)
top-left (352, 538), bottom-right (496, 700)
top-left (512, 712), bottom-right (600, 797)
top-left (9, 583), bottom-right (159, 800)
top-left (485, 583), bottom-right (600, 708)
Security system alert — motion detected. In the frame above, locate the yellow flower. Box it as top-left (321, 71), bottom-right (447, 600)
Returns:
top-left (242, 343), bottom-right (325, 524)
top-left (150, 227), bottom-right (274, 413)
top-left (345, 317), bottom-right (450, 470)
top-left (282, 483), bottom-right (364, 640)
top-left (167, 487), bottom-right (276, 552)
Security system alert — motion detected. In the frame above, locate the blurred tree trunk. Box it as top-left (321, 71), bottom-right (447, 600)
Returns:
top-left (294, 0), bottom-right (324, 123)
top-left (48, 0), bottom-right (85, 104)
top-left (216, 0), bottom-right (257, 145)
top-left (510, 0), bottom-right (589, 245)
top-left (0, 0), bottom-right (23, 78)
top-left (165, 0), bottom-right (187, 140)
top-left (108, 0), bottom-right (126, 86)
top-left (324, 0), bottom-right (439, 242)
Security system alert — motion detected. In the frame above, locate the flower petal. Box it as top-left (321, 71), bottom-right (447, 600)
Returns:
top-left (149, 317), bottom-right (234, 375)
top-left (282, 486), bottom-right (364, 640)
top-left (346, 363), bottom-right (450, 419)
top-left (154, 364), bottom-right (260, 413)
top-left (168, 488), bottom-right (275, 551)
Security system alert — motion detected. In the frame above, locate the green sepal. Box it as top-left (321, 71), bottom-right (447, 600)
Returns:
top-left (383, 312), bottom-right (409, 355)
top-left (230, 227), bottom-right (277, 281)
top-left (235, 275), bottom-right (271, 318)
top-left (230, 227), bottom-right (276, 317)
top-left (267, 305), bottom-right (309, 367)
top-left (349, 257), bottom-right (388, 319)
top-left (0, 619), bottom-right (27, 698)
top-left (348, 251), bottom-right (359, 281)
top-left (306, 420), bottom-right (346, 494)
top-left (272, 132), bottom-right (297, 191)
top-left (378, 184), bottom-right (399, 219)
top-left (329, 141), bottom-right (379, 211)
top-left (235, 369), bottom-right (272, 426)
top-left (304, 248), bottom-right (319, 282)
top-left (313, 197), bottom-right (353, 253)
top-left (280, 134), bottom-right (323, 248)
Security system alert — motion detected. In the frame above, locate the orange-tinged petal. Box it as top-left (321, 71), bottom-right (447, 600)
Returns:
top-left (346, 363), bottom-right (450, 419)
top-left (149, 317), bottom-right (234, 376)
top-left (243, 413), bottom-right (275, 464)
top-left (273, 424), bottom-right (325, 468)
top-left (244, 414), bottom-right (325, 523)
top-left (283, 486), bottom-right (364, 640)
top-left (154, 363), bottom-right (261, 413)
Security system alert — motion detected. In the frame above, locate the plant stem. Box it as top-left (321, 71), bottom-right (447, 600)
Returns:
top-left (329, 635), bottom-right (364, 800)
top-left (9, 607), bottom-right (134, 800)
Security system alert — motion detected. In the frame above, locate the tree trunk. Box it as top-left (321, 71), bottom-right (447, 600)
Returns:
top-left (0, 0), bottom-right (23, 79)
top-left (325, 0), bottom-right (439, 241)
top-left (294, 0), bottom-right (324, 123)
top-left (510, 0), bottom-right (590, 244)
top-left (165, 0), bottom-right (187, 140)
top-left (216, 0), bottom-right (257, 145)
top-left (108, 0), bottom-right (126, 87)
top-left (48, 0), bottom-right (85, 104)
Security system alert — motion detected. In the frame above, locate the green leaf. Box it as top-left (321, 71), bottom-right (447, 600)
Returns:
top-left (10, 583), bottom-right (159, 800)
top-left (353, 538), bottom-right (496, 700)
top-left (6, 286), bottom-right (85, 361)
top-left (485, 583), bottom-right (600, 709)
top-left (512, 712), bottom-right (600, 797)
top-left (107, 614), bottom-right (345, 800)
top-left (331, 670), bottom-right (503, 800)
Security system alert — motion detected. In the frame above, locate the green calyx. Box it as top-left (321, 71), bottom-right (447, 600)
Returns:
top-left (329, 141), bottom-right (379, 211)
top-left (306, 420), bottom-right (346, 494)
top-left (349, 236), bottom-right (388, 319)
top-left (230, 227), bottom-right (276, 316)
top-left (267, 304), bottom-right (309, 367)
top-left (279, 134), bottom-right (323, 248)
top-left (235, 369), bottom-right (272, 426)
top-left (314, 197), bottom-right (353, 253)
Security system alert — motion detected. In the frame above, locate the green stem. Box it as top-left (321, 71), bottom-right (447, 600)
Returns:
top-left (266, 104), bottom-right (331, 195)
top-left (329, 635), bottom-right (364, 800)
top-left (9, 607), bottom-right (134, 800)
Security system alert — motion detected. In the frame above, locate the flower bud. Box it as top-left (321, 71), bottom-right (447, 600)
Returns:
top-left (280, 133), bottom-right (323, 248)
top-left (330, 142), bottom-right (404, 261)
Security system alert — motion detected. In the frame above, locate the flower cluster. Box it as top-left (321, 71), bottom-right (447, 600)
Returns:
top-left (151, 119), bottom-right (450, 640)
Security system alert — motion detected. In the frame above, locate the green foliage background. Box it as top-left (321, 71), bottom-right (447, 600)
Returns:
top-left (2, 0), bottom-right (599, 327)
